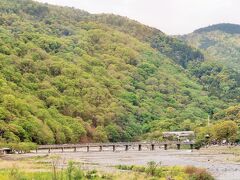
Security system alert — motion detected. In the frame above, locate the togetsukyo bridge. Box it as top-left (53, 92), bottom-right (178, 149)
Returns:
top-left (36, 141), bottom-right (195, 153)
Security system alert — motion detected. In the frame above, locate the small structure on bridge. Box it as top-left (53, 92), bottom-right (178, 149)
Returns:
top-left (163, 131), bottom-right (195, 141)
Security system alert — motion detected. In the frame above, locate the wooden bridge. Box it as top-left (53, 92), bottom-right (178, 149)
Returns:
top-left (36, 141), bottom-right (194, 153)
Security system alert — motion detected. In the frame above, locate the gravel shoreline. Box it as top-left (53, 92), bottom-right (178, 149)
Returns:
top-left (26, 147), bottom-right (240, 180)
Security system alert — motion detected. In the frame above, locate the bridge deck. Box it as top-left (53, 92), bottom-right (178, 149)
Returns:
top-left (37, 141), bottom-right (194, 152)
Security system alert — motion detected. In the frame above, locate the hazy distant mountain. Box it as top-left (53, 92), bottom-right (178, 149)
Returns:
top-left (194, 23), bottom-right (240, 34)
top-left (181, 23), bottom-right (240, 72)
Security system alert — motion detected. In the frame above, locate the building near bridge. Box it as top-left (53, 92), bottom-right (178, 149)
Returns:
top-left (163, 131), bottom-right (195, 142)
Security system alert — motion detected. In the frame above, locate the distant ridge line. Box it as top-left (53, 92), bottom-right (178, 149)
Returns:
top-left (194, 23), bottom-right (240, 34)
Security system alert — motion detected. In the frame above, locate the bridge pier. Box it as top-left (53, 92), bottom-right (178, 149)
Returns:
top-left (99, 146), bottom-right (103, 152)
top-left (113, 145), bottom-right (116, 152)
top-left (164, 144), bottom-right (167, 150)
top-left (125, 145), bottom-right (129, 151)
top-left (36, 149), bottom-right (38, 153)
top-left (74, 147), bottom-right (76, 152)
top-left (151, 144), bottom-right (155, 151)
top-left (61, 147), bottom-right (64, 153)
top-left (87, 146), bottom-right (89, 152)
top-left (138, 144), bottom-right (142, 151)
top-left (48, 148), bottom-right (51, 153)
top-left (177, 144), bottom-right (180, 150)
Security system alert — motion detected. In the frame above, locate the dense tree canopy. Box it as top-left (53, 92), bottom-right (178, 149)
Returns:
top-left (182, 23), bottom-right (240, 72)
top-left (0, 0), bottom-right (238, 145)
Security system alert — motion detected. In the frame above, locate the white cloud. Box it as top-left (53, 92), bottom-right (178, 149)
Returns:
top-left (35, 0), bottom-right (240, 35)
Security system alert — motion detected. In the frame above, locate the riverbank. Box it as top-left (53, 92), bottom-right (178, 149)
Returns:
top-left (1, 146), bottom-right (240, 179)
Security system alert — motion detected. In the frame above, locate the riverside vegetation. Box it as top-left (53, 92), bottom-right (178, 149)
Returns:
top-left (0, 0), bottom-right (240, 149)
top-left (0, 159), bottom-right (214, 180)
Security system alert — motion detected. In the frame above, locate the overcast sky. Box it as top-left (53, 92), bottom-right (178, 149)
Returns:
top-left (35, 0), bottom-right (240, 35)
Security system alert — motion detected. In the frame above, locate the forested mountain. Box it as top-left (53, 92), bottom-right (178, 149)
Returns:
top-left (92, 14), bottom-right (204, 68)
top-left (0, 0), bottom-right (229, 145)
top-left (181, 23), bottom-right (240, 71)
top-left (180, 23), bottom-right (240, 103)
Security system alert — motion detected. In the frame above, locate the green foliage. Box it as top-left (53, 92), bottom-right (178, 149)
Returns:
top-left (212, 120), bottom-right (238, 143)
top-left (142, 131), bottom-right (163, 141)
top-left (94, 14), bottom-right (204, 68)
top-left (0, 0), bottom-right (234, 144)
top-left (145, 161), bottom-right (160, 176)
top-left (189, 61), bottom-right (240, 102)
top-left (150, 34), bottom-right (204, 68)
top-left (0, 162), bottom-right (111, 180)
top-left (116, 162), bottom-right (208, 180)
top-left (105, 124), bottom-right (122, 142)
top-left (10, 142), bottom-right (37, 152)
top-left (0, 141), bottom-right (37, 152)
top-left (0, 162), bottom-right (214, 180)
top-left (195, 120), bottom-right (238, 147)
top-left (93, 126), bottom-right (108, 143)
top-left (182, 24), bottom-right (240, 108)
top-left (67, 161), bottom-right (75, 180)
top-left (182, 24), bottom-right (240, 72)
top-left (212, 106), bottom-right (240, 142)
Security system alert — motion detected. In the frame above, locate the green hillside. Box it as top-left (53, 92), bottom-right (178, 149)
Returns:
top-left (92, 14), bottom-right (204, 68)
top-left (0, 0), bottom-right (227, 145)
top-left (181, 23), bottom-right (240, 71)
top-left (181, 24), bottom-right (240, 103)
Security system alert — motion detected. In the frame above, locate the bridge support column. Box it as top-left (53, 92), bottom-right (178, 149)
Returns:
top-left (151, 144), bottom-right (155, 151)
top-left (36, 149), bottom-right (38, 153)
top-left (48, 148), bottom-right (51, 153)
top-left (113, 145), bottom-right (116, 152)
top-left (138, 144), bottom-right (142, 151)
top-left (177, 144), bottom-right (180, 150)
top-left (99, 146), bottom-right (102, 152)
top-left (125, 145), bottom-right (129, 151)
top-left (74, 147), bottom-right (76, 152)
top-left (164, 144), bottom-right (167, 150)
top-left (190, 144), bottom-right (193, 150)
top-left (87, 146), bottom-right (89, 152)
